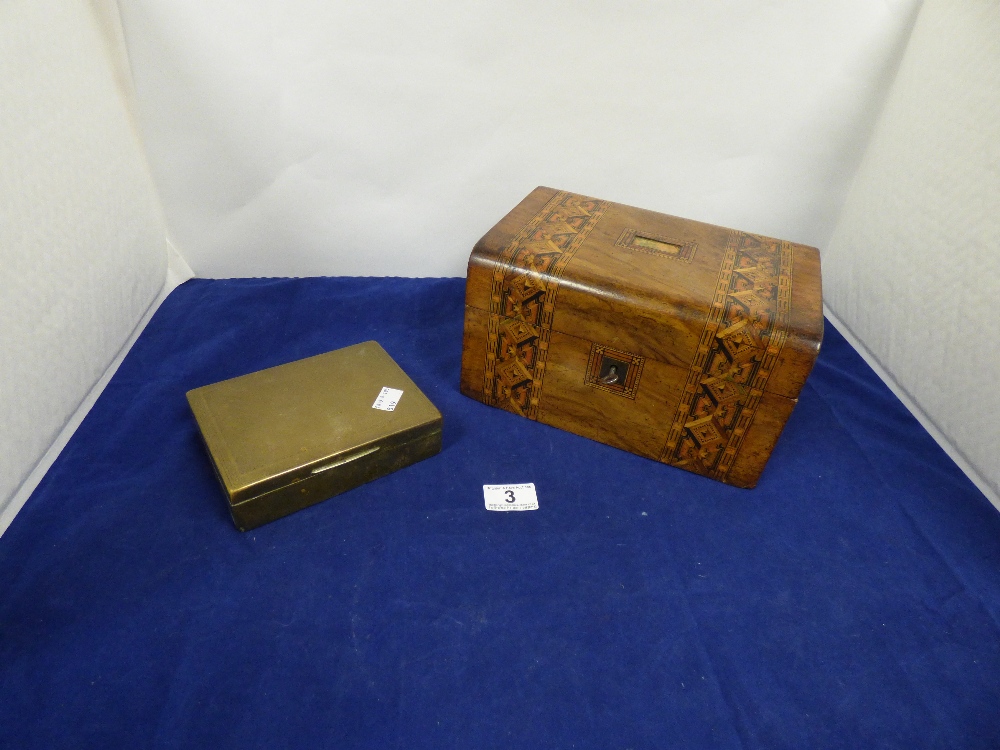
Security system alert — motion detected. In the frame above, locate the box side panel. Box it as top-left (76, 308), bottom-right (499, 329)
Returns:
top-left (230, 426), bottom-right (442, 531)
top-left (723, 392), bottom-right (798, 489)
top-left (765, 243), bottom-right (824, 400)
top-left (625, 232), bottom-right (820, 479)
top-left (535, 330), bottom-right (686, 460)
top-left (465, 186), bottom-right (559, 313)
top-left (459, 305), bottom-right (489, 402)
top-left (186, 389), bottom-right (243, 497)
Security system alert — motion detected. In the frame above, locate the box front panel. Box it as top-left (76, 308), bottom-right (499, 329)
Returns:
top-left (229, 427), bottom-right (442, 531)
top-left (462, 310), bottom-right (790, 488)
top-left (535, 330), bottom-right (686, 460)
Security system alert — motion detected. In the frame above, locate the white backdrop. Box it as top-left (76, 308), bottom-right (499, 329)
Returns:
top-left (0, 0), bottom-right (168, 527)
top-left (117, 0), bottom-right (921, 278)
top-left (824, 0), bottom-right (1000, 501)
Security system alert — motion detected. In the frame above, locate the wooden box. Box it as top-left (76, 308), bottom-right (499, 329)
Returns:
top-left (460, 187), bottom-right (823, 488)
top-left (187, 341), bottom-right (442, 530)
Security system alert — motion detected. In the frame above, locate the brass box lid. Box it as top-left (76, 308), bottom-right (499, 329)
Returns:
top-left (186, 341), bottom-right (442, 528)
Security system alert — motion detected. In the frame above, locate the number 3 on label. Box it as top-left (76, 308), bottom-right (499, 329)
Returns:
top-left (504, 490), bottom-right (516, 503)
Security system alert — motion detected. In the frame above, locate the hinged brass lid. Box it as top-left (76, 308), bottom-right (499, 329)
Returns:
top-left (186, 341), bottom-right (442, 503)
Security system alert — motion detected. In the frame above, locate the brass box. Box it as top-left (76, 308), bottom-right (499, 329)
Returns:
top-left (187, 341), bottom-right (442, 531)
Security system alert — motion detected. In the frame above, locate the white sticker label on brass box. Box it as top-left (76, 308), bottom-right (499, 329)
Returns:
top-left (483, 483), bottom-right (538, 511)
top-left (372, 387), bottom-right (403, 411)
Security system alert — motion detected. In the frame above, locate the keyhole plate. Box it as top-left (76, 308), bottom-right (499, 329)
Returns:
top-left (599, 356), bottom-right (629, 386)
top-left (585, 343), bottom-right (645, 399)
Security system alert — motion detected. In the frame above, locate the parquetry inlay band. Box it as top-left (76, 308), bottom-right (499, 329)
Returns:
top-left (658, 230), bottom-right (793, 480)
top-left (484, 191), bottom-right (609, 418)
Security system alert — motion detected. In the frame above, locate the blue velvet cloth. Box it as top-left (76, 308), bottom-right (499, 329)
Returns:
top-left (2, 277), bottom-right (999, 749)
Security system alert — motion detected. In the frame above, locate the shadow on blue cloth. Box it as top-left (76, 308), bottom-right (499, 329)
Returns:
top-left (1, 277), bottom-right (999, 749)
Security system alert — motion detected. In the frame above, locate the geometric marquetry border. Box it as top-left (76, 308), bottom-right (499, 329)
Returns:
top-left (657, 229), bottom-right (793, 481)
top-left (483, 191), bottom-right (610, 418)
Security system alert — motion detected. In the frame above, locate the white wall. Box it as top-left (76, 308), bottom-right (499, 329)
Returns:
top-left (116, 0), bottom-right (921, 278)
top-left (824, 0), bottom-right (1000, 502)
top-left (0, 0), bottom-right (169, 526)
